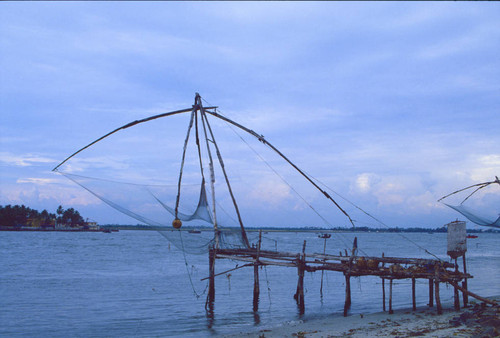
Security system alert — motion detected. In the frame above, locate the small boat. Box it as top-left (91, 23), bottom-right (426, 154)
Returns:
top-left (102, 228), bottom-right (112, 233)
top-left (188, 230), bottom-right (201, 234)
top-left (318, 233), bottom-right (331, 239)
top-left (466, 234), bottom-right (478, 239)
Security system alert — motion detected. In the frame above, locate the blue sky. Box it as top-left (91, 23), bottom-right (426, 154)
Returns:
top-left (1, 2), bottom-right (499, 229)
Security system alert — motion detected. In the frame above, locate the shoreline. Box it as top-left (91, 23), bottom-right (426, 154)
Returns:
top-left (224, 296), bottom-right (499, 337)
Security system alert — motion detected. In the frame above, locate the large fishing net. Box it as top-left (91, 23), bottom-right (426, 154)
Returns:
top-left (439, 177), bottom-right (500, 228)
top-left (54, 94), bottom-right (357, 255)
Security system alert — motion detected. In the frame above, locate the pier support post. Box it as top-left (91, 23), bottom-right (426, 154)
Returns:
top-left (382, 253), bottom-right (386, 312)
top-left (462, 254), bottom-right (468, 307)
top-left (434, 264), bottom-right (442, 315)
top-left (320, 237), bottom-right (327, 298)
top-left (388, 279), bottom-right (393, 314)
top-left (206, 246), bottom-right (216, 312)
top-left (454, 258), bottom-right (460, 311)
top-left (253, 231), bottom-right (262, 312)
top-left (294, 240), bottom-right (306, 314)
top-left (343, 274), bottom-right (351, 317)
top-left (428, 278), bottom-right (433, 307)
top-left (412, 278), bottom-right (416, 311)
top-left (382, 278), bottom-right (386, 312)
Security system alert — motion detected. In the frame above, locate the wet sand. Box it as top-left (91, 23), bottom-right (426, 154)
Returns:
top-left (224, 297), bottom-right (499, 337)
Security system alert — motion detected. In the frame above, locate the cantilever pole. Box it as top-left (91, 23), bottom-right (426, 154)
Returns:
top-left (52, 106), bottom-right (217, 172)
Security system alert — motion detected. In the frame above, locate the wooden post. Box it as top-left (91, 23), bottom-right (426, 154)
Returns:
top-left (343, 273), bottom-right (351, 317)
top-left (253, 230), bottom-right (262, 312)
top-left (412, 278), bottom-right (416, 311)
top-left (454, 258), bottom-right (460, 311)
top-left (344, 237), bottom-right (357, 317)
top-left (294, 240), bottom-right (306, 314)
top-left (382, 252), bottom-right (386, 312)
top-left (320, 237), bottom-right (327, 297)
top-left (434, 264), bottom-right (442, 315)
top-left (206, 246), bottom-right (216, 311)
top-left (462, 254), bottom-right (468, 307)
top-left (389, 279), bottom-right (394, 314)
top-left (428, 278), bottom-right (434, 307)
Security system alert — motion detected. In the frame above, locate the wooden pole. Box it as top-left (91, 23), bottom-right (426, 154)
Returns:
top-left (382, 252), bottom-right (386, 312)
top-left (447, 280), bottom-right (498, 306)
top-left (344, 237), bottom-right (357, 317)
top-left (320, 237), bottom-right (327, 297)
top-left (206, 246), bottom-right (216, 311)
top-left (428, 278), bottom-right (433, 307)
top-left (294, 240), bottom-right (306, 314)
top-left (343, 273), bottom-right (351, 317)
top-left (434, 264), bottom-right (442, 315)
top-left (454, 258), bottom-right (460, 311)
top-left (389, 279), bottom-right (394, 314)
top-left (462, 254), bottom-right (468, 307)
top-left (412, 278), bottom-right (416, 311)
top-left (253, 231), bottom-right (262, 312)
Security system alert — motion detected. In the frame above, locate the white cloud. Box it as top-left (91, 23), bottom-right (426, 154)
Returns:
top-left (0, 152), bottom-right (56, 167)
top-left (248, 178), bottom-right (291, 208)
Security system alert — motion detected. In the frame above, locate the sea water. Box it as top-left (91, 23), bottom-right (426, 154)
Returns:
top-left (1, 230), bottom-right (499, 337)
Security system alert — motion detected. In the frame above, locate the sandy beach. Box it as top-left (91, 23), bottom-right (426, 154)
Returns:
top-left (224, 297), bottom-right (499, 337)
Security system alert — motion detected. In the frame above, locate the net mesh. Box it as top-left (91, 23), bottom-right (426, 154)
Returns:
top-left (440, 178), bottom-right (500, 228)
top-left (54, 99), bottom-right (360, 256)
top-left (60, 172), bottom-right (254, 254)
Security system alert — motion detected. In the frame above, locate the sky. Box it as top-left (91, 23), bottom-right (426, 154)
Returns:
top-left (1, 2), bottom-right (499, 229)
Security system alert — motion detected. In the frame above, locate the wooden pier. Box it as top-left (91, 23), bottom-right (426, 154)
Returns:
top-left (204, 234), bottom-right (488, 316)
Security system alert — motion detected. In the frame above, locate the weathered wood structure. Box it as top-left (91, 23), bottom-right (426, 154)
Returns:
top-left (204, 233), bottom-right (489, 317)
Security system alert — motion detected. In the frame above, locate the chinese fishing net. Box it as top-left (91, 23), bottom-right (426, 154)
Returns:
top-left (439, 177), bottom-right (500, 228)
top-left (53, 95), bottom-right (362, 256)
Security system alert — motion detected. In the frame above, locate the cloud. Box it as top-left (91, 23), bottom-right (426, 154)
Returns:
top-left (0, 152), bottom-right (56, 167)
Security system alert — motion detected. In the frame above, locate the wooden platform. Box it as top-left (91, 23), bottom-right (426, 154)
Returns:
top-left (205, 235), bottom-right (481, 316)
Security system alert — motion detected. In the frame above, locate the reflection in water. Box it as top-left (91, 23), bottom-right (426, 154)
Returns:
top-left (205, 301), bottom-right (215, 331)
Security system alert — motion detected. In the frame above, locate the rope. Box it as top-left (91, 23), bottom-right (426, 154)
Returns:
top-left (202, 96), bottom-right (441, 261)
top-left (309, 175), bottom-right (443, 261)
top-left (220, 118), bottom-right (365, 255)
top-left (178, 229), bottom-right (208, 298)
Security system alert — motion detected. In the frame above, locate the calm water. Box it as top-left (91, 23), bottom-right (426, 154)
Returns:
top-left (1, 230), bottom-right (499, 337)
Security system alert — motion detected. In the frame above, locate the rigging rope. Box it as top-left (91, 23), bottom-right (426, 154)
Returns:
top-left (309, 175), bottom-right (444, 261)
top-left (178, 229), bottom-right (209, 298)
top-left (216, 112), bottom-right (365, 255)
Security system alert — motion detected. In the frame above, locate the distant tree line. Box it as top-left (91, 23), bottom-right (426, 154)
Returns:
top-left (0, 204), bottom-right (85, 227)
